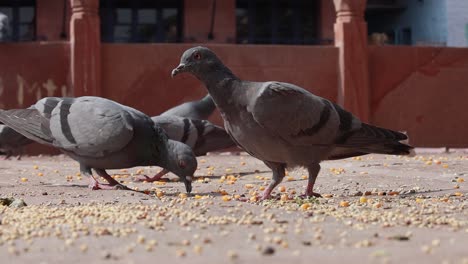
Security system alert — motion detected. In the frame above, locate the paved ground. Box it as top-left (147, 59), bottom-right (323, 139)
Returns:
top-left (0, 152), bottom-right (466, 264)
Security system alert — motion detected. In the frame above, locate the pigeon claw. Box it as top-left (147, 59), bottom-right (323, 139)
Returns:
top-left (134, 174), bottom-right (165, 183)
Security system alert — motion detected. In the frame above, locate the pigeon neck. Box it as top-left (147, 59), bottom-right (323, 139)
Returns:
top-left (157, 140), bottom-right (177, 172)
top-left (200, 66), bottom-right (239, 102)
top-left (198, 94), bottom-right (216, 112)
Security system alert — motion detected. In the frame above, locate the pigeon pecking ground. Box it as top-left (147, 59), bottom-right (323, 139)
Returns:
top-left (0, 152), bottom-right (466, 264)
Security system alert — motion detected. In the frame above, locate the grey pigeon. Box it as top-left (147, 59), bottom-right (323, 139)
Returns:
top-left (0, 125), bottom-right (33, 160)
top-left (161, 94), bottom-right (215, 120)
top-left (0, 96), bottom-right (197, 192)
top-left (136, 115), bottom-right (236, 182)
top-left (172, 46), bottom-right (413, 200)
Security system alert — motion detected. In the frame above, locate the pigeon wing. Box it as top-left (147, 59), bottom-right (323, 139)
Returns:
top-left (39, 97), bottom-right (135, 157)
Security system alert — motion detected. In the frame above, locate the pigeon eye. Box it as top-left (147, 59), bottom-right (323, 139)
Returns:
top-left (193, 52), bottom-right (202, 60)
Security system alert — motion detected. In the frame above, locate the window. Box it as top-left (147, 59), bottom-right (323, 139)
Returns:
top-left (236, 0), bottom-right (320, 45)
top-left (366, 0), bottom-right (406, 45)
top-left (100, 0), bottom-right (182, 43)
top-left (0, 0), bottom-right (36, 42)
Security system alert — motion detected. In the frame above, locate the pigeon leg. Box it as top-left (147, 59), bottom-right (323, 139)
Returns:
top-left (94, 169), bottom-right (130, 190)
top-left (81, 165), bottom-right (103, 190)
top-left (304, 163), bottom-right (322, 198)
top-left (135, 168), bottom-right (169, 182)
top-left (261, 161), bottom-right (286, 200)
top-left (16, 148), bottom-right (23, 160)
top-left (4, 151), bottom-right (12, 160)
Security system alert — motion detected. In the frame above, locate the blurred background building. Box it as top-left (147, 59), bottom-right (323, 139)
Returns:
top-left (0, 0), bottom-right (468, 152)
top-left (1, 0), bottom-right (467, 46)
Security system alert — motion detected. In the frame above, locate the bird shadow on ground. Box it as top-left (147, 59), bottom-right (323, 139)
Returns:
top-left (39, 183), bottom-right (226, 198)
top-left (399, 188), bottom-right (461, 198)
top-left (193, 170), bottom-right (271, 179)
top-left (39, 183), bottom-right (143, 193)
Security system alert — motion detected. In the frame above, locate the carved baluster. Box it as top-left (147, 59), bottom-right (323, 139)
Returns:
top-left (70, 0), bottom-right (101, 97)
top-left (333, 0), bottom-right (370, 121)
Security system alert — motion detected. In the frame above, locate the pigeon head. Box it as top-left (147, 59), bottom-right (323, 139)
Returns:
top-left (172, 46), bottom-right (225, 79)
top-left (165, 140), bottom-right (197, 193)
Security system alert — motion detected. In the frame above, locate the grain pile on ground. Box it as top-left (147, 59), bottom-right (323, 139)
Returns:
top-left (0, 153), bottom-right (467, 263)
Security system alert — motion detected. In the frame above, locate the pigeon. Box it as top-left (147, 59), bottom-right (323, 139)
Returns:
top-left (0, 96), bottom-right (197, 192)
top-left (161, 94), bottom-right (216, 120)
top-left (172, 46), bottom-right (413, 200)
top-left (0, 125), bottom-right (33, 160)
top-left (136, 115), bottom-right (237, 182)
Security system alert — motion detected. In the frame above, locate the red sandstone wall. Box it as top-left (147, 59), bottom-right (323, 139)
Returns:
top-left (101, 44), bottom-right (339, 125)
top-left (36, 0), bottom-right (71, 41)
top-left (0, 42), bottom-right (71, 154)
top-left (369, 46), bottom-right (468, 147)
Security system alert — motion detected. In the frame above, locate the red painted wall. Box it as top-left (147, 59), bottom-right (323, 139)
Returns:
top-left (101, 44), bottom-right (339, 125)
top-left (369, 46), bottom-right (468, 147)
top-left (36, 0), bottom-right (71, 41)
top-left (183, 0), bottom-right (236, 43)
top-left (0, 42), bottom-right (71, 154)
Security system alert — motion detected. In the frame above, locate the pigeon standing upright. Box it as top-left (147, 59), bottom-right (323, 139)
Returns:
top-left (0, 125), bottom-right (33, 160)
top-left (136, 115), bottom-right (237, 182)
top-left (0, 96), bottom-right (197, 193)
top-left (161, 94), bottom-right (216, 120)
top-left (171, 46), bottom-right (412, 199)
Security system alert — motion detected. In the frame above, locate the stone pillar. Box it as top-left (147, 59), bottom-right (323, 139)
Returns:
top-left (69, 0), bottom-right (101, 97)
top-left (333, 0), bottom-right (369, 121)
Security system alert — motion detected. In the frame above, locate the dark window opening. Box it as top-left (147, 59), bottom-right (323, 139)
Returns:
top-left (100, 0), bottom-right (183, 43)
top-left (236, 0), bottom-right (321, 45)
top-left (0, 0), bottom-right (36, 42)
top-left (366, 0), bottom-right (408, 45)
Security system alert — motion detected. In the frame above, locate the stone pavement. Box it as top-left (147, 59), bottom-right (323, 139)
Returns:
top-left (0, 152), bottom-right (466, 264)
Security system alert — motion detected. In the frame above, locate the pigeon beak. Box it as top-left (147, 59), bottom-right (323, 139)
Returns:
top-left (171, 64), bottom-right (186, 78)
top-left (184, 179), bottom-right (192, 194)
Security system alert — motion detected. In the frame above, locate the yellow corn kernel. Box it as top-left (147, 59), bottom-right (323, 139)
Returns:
top-left (340, 201), bottom-right (350, 207)
top-left (300, 203), bottom-right (311, 210)
top-left (374, 202), bottom-right (383, 208)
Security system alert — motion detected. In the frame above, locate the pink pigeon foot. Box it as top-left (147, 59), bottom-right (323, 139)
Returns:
top-left (135, 169), bottom-right (169, 182)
